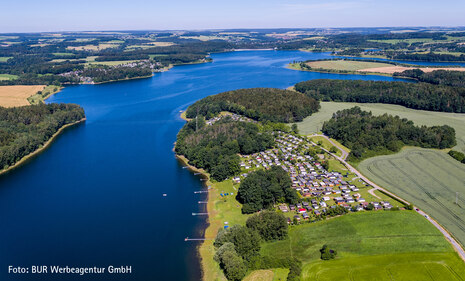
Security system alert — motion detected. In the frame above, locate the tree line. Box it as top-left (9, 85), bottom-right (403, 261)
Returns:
top-left (322, 107), bottom-right (456, 161)
top-left (294, 78), bottom-right (465, 113)
top-left (175, 117), bottom-right (274, 181)
top-left (186, 88), bottom-right (320, 123)
top-left (0, 103), bottom-right (85, 170)
top-left (214, 211), bottom-right (301, 281)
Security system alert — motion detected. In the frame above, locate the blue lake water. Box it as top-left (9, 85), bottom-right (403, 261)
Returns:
top-left (0, 51), bottom-right (409, 281)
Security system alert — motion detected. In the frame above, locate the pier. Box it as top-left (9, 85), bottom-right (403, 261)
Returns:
top-left (194, 190), bottom-right (209, 194)
top-left (192, 212), bottom-right (209, 216)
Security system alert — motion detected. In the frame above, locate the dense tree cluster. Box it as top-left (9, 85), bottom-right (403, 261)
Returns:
top-left (322, 107), bottom-right (456, 160)
top-left (246, 211), bottom-right (288, 241)
top-left (0, 103), bottom-right (85, 169)
top-left (320, 245), bottom-right (337, 260)
top-left (175, 117), bottom-right (274, 181)
top-left (394, 69), bottom-right (465, 88)
top-left (82, 66), bottom-right (153, 83)
top-left (236, 166), bottom-right (299, 213)
top-left (448, 150), bottom-right (465, 164)
top-left (214, 212), bottom-right (297, 281)
top-left (389, 52), bottom-right (465, 62)
top-left (186, 88), bottom-right (319, 123)
top-left (294, 79), bottom-right (465, 113)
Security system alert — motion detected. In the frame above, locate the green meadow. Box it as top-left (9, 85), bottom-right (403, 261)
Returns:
top-left (297, 102), bottom-right (465, 153)
top-left (359, 147), bottom-right (465, 248)
top-left (0, 74), bottom-right (18, 80)
top-left (0, 57), bottom-right (12, 62)
top-left (261, 211), bottom-right (465, 281)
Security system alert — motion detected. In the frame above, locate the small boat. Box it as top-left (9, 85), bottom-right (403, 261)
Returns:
top-left (163, 194), bottom-right (167, 197)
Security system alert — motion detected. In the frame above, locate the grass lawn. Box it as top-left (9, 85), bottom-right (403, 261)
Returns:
top-left (303, 252), bottom-right (465, 281)
top-left (305, 60), bottom-right (394, 72)
top-left (296, 102), bottom-right (465, 153)
top-left (52, 52), bottom-right (75, 56)
top-left (244, 268), bottom-right (289, 281)
top-left (0, 56), bottom-right (12, 62)
top-left (359, 147), bottom-right (465, 249)
top-left (260, 211), bottom-right (465, 280)
top-left (28, 85), bottom-right (62, 104)
top-left (0, 74), bottom-right (18, 80)
top-left (307, 136), bottom-right (349, 158)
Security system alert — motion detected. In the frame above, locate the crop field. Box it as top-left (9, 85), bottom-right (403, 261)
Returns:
top-left (0, 85), bottom-right (45, 107)
top-left (359, 147), bottom-right (465, 248)
top-left (66, 43), bottom-right (119, 51)
top-left (297, 102), bottom-right (465, 153)
top-left (0, 57), bottom-right (12, 62)
top-left (0, 74), bottom-right (18, 81)
top-left (303, 253), bottom-right (465, 281)
top-left (306, 60), bottom-right (393, 71)
top-left (368, 38), bottom-right (436, 44)
top-left (260, 211), bottom-right (465, 280)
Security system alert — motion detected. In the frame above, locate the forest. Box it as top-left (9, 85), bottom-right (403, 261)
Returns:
top-left (185, 88), bottom-right (320, 123)
top-left (175, 117), bottom-right (274, 181)
top-left (322, 107), bottom-right (456, 160)
top-left (294, 78), bottom-right (465, 113)
top-left (213, 212), bottom-right (300, 281)
top-left (236, 166), bottom-right (299, 214)
top-left (0, 103), bottom-right (85, 170)
top-left (394, 69), bottom-right (465, 88)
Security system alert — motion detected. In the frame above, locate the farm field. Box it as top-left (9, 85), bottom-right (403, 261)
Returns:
top-left (296, 102), bottom-right (465, 153)
top-left (358, 147), bottom-right (465, 249)
top-left (302, 60), bottom-right (465, 74)
top-left (305, 60), bottom-right (393, 71)
top-left (260, 211), bottom-right (465, 281)
top-left (66, 43), bottom-right (119, 51)
top-left (0, 74), bottom-right (18, 81)
top-left (303, 253), bottom-right (465, 281)
top-left (0, 56), bottom-right (12, 62)
top-left (0, 85), bottom-right (45, 107)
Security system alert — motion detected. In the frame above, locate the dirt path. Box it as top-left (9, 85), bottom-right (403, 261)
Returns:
top-left (368, 188), bottom-right (381, 199)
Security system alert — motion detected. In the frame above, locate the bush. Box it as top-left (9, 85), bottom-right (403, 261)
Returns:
top-left (320, 245), bottom-right (337, 260)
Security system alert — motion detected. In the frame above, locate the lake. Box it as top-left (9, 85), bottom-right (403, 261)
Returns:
top-left (0, 50), bottom-right (408, 281)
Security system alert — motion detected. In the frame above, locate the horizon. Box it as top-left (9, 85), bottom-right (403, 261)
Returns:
top-left (3, 0), bottom-right (465, 33)
top-left (1, 26), bottom-right (465, 35)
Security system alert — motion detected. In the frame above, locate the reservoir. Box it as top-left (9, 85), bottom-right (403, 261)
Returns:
top-left (0, 51), bottom-right (408, 281)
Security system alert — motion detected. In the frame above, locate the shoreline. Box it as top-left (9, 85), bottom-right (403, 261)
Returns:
top-left (286, 63), bottom-right (395, 78)
top-left (175, 112), bottom-right (224, 281)
top-left (0, 118), bottom-right (86, 177)
top-left (174, 154), bottom-right (217, 281)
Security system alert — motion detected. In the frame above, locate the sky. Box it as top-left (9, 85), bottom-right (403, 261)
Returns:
top-left (2, 0), bottom-right (465, 33)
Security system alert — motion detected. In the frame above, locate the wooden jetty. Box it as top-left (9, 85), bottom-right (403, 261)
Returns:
top-left (192, 212), bottom-right (209, 216)
top-left (194, 190), bottom-right (209, 194)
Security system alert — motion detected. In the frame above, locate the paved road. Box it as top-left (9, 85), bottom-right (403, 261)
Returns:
top-left (309, 134), bottom-right (349, 160)
top-left (416, 209), bottom-right (465, 262)
top-left (309, 134), bottom-right (465, 262)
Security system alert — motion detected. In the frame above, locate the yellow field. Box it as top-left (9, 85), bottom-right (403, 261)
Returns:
top-left (0, 85), bottom-right (46, 107)
top-left (66, 43), bottom-right (119, 51)
top-left (306, 60), bottom-right (393, 71)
